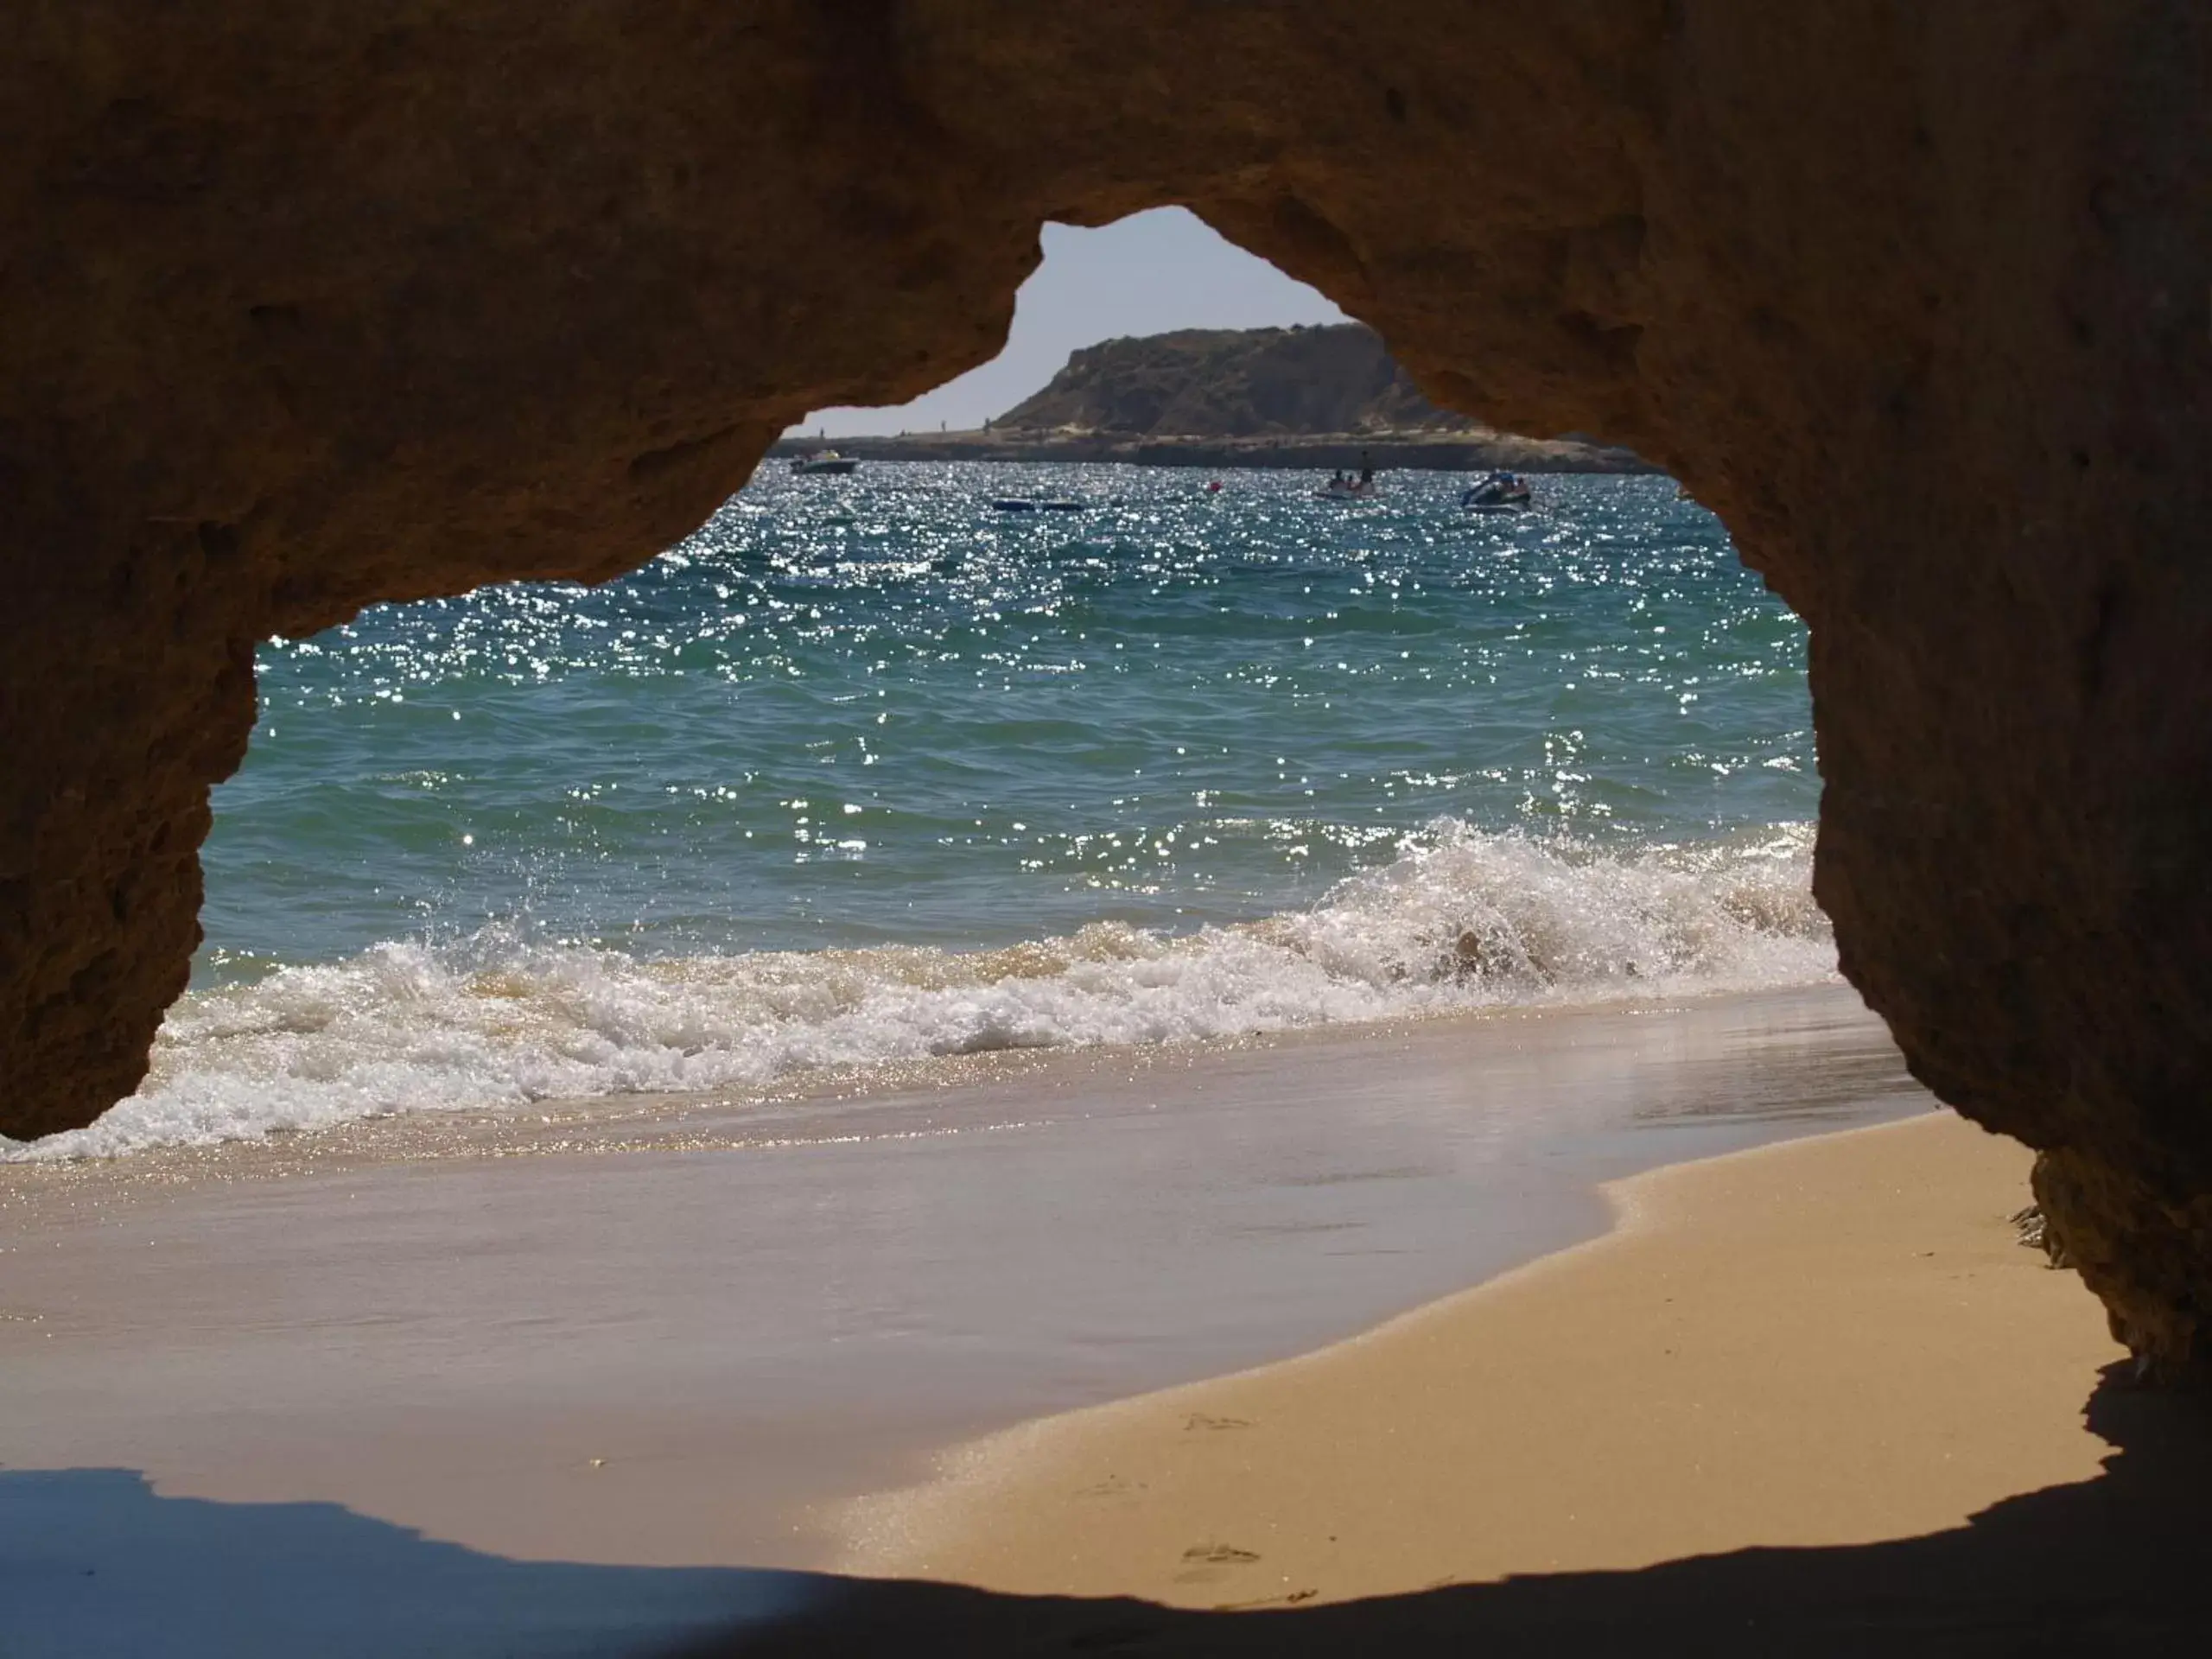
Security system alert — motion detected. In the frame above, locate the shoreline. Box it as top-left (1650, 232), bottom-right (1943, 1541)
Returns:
top-left (0, 969), bottom-right (1853, 1183)
top-left (829, 1110), bottom-right (2126, 1613)
top-left (1, 988), bottom-right (1914, 1590)
top-left (17, 988), bottom-right (2171, 1656)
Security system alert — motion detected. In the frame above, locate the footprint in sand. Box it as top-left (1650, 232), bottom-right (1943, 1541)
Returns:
top-left (1180, 1543), bottom-right (1262, 1565)
top-left (1173, 1543), bottom-right (1263, 1587)
top-left (1075, 1475), bottom-right (1143, 1498)
top-left (1183, 1413), bottom-right (1252, 1432)
top-left (1215, 1588), bottom-right (1320, 1611)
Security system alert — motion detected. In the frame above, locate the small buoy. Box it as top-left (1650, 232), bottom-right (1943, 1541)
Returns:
top-left (1206, 480), bottom-right (1223, 493)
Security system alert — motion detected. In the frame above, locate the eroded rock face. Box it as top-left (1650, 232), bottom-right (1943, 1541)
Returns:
top-left (3, 5), bottom-right (2206, 1369)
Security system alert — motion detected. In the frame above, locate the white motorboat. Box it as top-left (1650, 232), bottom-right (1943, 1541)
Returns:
top-left (1461, 471), bottom-right (1532, 512)
top-left (791, 450), bottom-right (860, 476)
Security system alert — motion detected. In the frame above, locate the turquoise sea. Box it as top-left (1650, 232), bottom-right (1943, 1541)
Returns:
top-left (16, 463), bottom-right (1832, 1156)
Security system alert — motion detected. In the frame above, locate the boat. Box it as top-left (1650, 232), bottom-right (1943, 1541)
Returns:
top-left (790, 450), bottom-right (860, 476)
top-left (1461, 471), bottom-right (1533, 512)
top-left (1319, 453), bottom-right (1382, 502)
top-left (990, 498), bottom-right (1085, 513)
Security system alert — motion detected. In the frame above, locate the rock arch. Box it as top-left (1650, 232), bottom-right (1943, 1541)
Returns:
top-left (3, 4), bottom-right (2207, 1374)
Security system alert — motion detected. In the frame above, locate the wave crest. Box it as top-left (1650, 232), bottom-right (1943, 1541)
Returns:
top-left (8, 823), bottom-right (1833, 1160)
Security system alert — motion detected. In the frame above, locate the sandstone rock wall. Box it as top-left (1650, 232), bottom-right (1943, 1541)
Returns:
top-left (3, 3), bottom-right (2206, 1371)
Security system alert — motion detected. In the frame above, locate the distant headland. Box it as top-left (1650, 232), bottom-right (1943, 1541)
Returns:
top-left (772, 324), bottom-right (1651, 473)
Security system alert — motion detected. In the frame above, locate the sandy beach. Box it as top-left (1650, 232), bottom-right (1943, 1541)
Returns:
top-left (839, 1112), bottom-right (2126, 1599)
top-left (741, 1115), bottom-right (2212, 1655)
top-left (3, 985), bottom-right (1942, 1655)
top-left (9, 986), bottom-right (2207, 1655)
top-left (17, 986), bottom-right (2212, 1659)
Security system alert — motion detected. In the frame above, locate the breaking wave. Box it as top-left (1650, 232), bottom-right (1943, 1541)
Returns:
top-left (8, 822), bottom-right (1834, 1160)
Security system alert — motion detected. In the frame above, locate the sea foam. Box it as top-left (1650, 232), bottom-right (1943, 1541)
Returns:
top-left (7, 822), bottom-right (1834, 1160)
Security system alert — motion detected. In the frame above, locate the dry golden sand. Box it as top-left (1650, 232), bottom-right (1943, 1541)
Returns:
top-left (836, 1111), bottom-right (2126, 1609)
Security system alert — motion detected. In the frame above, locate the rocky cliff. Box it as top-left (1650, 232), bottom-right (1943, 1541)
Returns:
top-left (778, 321), bottom-right (1647, 467)
top-left (766, 429), bottom-right (1643, 472)
top-left (3, 4), bottom-right (2208, 1378)
top-left (995, 323), bottom-right (1471, 437)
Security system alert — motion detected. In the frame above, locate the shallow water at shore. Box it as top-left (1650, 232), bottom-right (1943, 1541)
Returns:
top-left (2, 467), bottom-right (1873, 1652)
top-left (9, 467), bottom-right (1827, 1161)
top-left (0, 985), bottom-right (1923, 1586)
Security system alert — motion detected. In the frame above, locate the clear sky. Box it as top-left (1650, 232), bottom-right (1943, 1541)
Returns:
top-left (791, 207), bottom-right (1349, 438)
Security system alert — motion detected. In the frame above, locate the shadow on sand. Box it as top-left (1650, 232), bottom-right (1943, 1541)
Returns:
top-left (0, 1466), bottom-right (813, 1658)
top-left (8, 1370), bottom-right (2205, 1657)
top-left (695, 1366), bottom-right (2212, 1657)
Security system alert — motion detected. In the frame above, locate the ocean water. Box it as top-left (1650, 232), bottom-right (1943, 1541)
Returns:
top-left (13, 464), bottom-right (1831, 1159)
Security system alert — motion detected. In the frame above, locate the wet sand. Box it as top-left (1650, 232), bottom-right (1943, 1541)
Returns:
top-left (837, 1112), bottom-right (2126, 1605)
top-left (2, 986), bottom-right (1932, 1654)
top-left (721, 1122), bottom-right (2212, 1659)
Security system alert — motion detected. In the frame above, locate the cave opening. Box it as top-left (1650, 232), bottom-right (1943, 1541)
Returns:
top-left (61, 207), bottom-right (1832, 1165)
top-left (8, 14), bottom-right (2204, 1642)
top-left (17, 204), bottom-right (1831, 1167)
